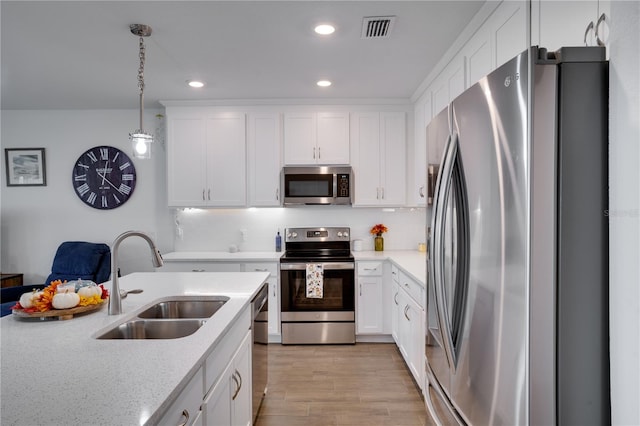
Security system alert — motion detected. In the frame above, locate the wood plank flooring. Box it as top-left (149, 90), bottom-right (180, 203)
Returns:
top-left (255, 343), bottom-right (434, 426)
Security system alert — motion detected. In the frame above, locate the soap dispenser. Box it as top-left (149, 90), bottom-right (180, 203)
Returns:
top-left (275, 230), bottom-right (282, 252)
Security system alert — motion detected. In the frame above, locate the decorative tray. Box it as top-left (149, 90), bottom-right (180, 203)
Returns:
top-left (12, 300), bottom-right (107, 321)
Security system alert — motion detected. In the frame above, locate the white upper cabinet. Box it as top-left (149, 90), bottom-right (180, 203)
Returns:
top-left (167, 107), bottom-right (246, 207)
top-left (167, 108), bottom-right (208, 207)
top-left (248, 113), bottom-right (282, 206)
top-left (283, 111), bottom-right (349, 165)
top-left (531, 0), bottom-right (610, 54)
top-left (351, 111), bottom-right (406, 206)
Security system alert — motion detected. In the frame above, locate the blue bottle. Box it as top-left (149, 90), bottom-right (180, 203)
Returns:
top-left (275, 231), bottom-right (282, 252)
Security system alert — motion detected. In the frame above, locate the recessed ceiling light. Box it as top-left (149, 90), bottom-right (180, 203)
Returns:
top-left (187, 80), bottom-right (205, 88)
top-left (317, 80), bottom-right (332, 87)
top-left (314, 24), bottom-right (335, 35)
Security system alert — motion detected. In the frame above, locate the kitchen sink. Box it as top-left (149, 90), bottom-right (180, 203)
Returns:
top-left (95, 296), bottom-right (230, 340)
top-left (96, 319), bottom-right (207, 339)
top-left (137, 297), bottom-right (229, 319)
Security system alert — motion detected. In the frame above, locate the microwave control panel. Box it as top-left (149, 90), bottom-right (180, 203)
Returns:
top-left (338, 174), bottom-right (350, 197)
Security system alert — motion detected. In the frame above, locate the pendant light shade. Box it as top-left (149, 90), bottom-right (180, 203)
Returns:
top-left (129, 24), bottom-right (153, 159)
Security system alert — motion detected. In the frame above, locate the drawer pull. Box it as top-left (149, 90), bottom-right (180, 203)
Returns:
top-left (394, 292), bottom-right (399, 305)
top-left (192, 269), bottom-right (205, 272)
top-left (404, 305), bottom-right (410, 321)
top-left (254, 268), bottom-right (268, 272)
top-left (178, 409), bottom-right (189, 426)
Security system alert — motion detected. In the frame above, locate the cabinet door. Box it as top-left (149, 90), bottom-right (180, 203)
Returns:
top-left (248, 113), bottom-right (282, 206)
top-left (391, 281), bottom-right (400, 343)
top-left (531, 0), bottom-right (599, 51)
top-left (231, 332), bottom-right (252, 426)
top-left (405, 294), bottom-right (424, 388)
top-left (492, 0), bottom-right (527, 69)
top-left (350, 112), bottom-right (381, 205)
top-left (205, 113), bottom-right (247, 207)
top-left (316, 112), bottom-right (350, 164)
top-left (167, 109), bottom-right (208, 207)
top-left (380, 112), bottom-right (406, 206)
top-left (283, 113), bottom-right (316, 165)
top-left (204, 331), bottom-right (252, 426)
top-left (357, 276), bottom-right (383, 334)
top-left (267, 276), bottom-right (280, 336)
top-left (204, 361), bottom-right (233, 426)
top-left (413, 97), bottom-right (431, 206)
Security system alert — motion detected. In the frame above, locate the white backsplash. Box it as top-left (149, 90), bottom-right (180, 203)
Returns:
top-left (173, 206), bottom-right (427, 252)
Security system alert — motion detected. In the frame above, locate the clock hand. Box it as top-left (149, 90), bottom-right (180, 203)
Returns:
top-left (95, 170), bottom-right (124, 195)
top-left (100, 161), bottom-right (109, 186)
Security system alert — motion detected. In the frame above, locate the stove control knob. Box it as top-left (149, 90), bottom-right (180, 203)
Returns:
top-left (337, 232), bottom-right (343, 237)
top-left (343, 231), bottom-right (349, 238)
top-left (290, 232), bottom-right (298, 239)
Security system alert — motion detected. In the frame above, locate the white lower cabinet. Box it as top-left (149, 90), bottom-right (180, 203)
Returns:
top-left (391, 267), bottom-right (425, 390)
top-left (203, 331), bottom-right (252, 426)
top-left (156, 307), bottom-right (252, 426)
top-left (356, 261), bottom-right (384, 334)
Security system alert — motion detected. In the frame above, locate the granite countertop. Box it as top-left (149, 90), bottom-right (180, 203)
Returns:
top-left (0, 271), bottom-right (269, 426)
top-left (162, 251), bottom-right (284, 261)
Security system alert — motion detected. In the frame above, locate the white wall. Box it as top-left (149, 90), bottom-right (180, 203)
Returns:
top-left (0, 109), bottom-right (174, 284)
top-left (609, 2), bottom-right (640, 424)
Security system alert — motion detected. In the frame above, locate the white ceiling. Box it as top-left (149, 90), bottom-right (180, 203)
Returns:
top-left (1, 1), bottom-right (485, 110)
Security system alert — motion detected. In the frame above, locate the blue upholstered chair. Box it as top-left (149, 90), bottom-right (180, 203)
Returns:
top-left (0, 241), bottom-right (111, 317)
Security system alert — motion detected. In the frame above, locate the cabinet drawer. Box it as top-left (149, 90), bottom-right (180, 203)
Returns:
top-left (161, 262), bottom-right (242, 273)
top-left (357, 261), bottom-right (383, 276)
top-left (243, 262), bottom-right (278, 277)
top-left (158, 367), bottom-right (203, 426)
top-left (399, 271), bottom-right (424, 309)
top-left (391, 265), bottom-right (399, 284)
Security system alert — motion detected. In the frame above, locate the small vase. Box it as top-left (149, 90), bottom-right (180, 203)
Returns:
top-left (374, 236), bottom-right (384, 251)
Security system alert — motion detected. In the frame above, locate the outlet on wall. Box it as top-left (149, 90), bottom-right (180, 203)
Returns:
top-left (240, 229), bottom-right (247, 242)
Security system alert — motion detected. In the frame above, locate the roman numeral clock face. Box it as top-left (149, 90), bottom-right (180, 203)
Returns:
top-left (72, 146), bottom-right (136, 210)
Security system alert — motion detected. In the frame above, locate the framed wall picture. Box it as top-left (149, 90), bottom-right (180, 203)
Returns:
top-left (5, 148), bottom-right (47, 186)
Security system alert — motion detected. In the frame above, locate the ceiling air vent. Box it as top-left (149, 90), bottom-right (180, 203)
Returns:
top-left (361, 16), bottom-right (396, 39)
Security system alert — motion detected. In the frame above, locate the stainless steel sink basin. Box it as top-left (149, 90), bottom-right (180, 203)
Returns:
top-left (137, 297), bottom-right (229, 319)
top-left (96, 319), bottom-right (206, 339)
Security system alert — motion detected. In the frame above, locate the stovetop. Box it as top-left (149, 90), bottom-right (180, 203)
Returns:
top-left (280, 227), bottom-right (353, 263)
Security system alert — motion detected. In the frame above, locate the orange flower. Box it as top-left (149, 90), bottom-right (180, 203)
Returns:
top-left (370, 223), bottom-right (388, 236)
top-left (32, 280), bottom-right (63, 312)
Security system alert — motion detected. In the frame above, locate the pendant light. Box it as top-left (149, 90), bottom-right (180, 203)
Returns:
top-left (129, 24), bottom-right (153, 159)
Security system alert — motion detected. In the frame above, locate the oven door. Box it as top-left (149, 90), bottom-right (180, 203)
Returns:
top-left (280, 262), bottom-right (355, 321)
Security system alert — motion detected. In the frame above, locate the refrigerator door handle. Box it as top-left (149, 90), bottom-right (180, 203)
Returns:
top-left (430, 132), bottom-right (458, 369)
top-left (431, 130), bottom-right (470, 371)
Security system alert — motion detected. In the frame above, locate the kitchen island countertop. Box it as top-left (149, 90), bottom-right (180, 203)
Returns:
top-left (0, 271), bottom-right (268, 426)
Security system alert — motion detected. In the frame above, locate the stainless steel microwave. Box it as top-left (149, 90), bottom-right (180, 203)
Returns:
top-left (281, 166), bottom-right (353, 205)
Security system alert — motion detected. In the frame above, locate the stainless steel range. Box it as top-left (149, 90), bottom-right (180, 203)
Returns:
top-left (279, 227), bottom-right (355, 344)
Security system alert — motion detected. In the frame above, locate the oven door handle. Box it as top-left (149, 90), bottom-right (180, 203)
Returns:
top-left (280, 262), bottom-right (355, 271)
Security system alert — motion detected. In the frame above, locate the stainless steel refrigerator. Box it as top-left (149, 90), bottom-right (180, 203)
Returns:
top-left (425, 46), bottom-right (610, 425)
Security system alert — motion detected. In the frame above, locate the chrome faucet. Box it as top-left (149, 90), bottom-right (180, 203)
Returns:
top-left (108, 230), bottom-right (164, 315)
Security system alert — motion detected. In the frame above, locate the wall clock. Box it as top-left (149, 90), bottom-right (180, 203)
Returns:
top-left (72, 145), bottom-right (136, 210)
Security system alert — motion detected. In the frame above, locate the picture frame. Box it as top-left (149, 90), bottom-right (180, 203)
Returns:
top-left (5, 148), bottom-right (47, 186)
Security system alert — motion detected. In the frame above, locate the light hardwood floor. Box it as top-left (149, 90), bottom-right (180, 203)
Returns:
top-left (255, 343), bottom-right (434, 426)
